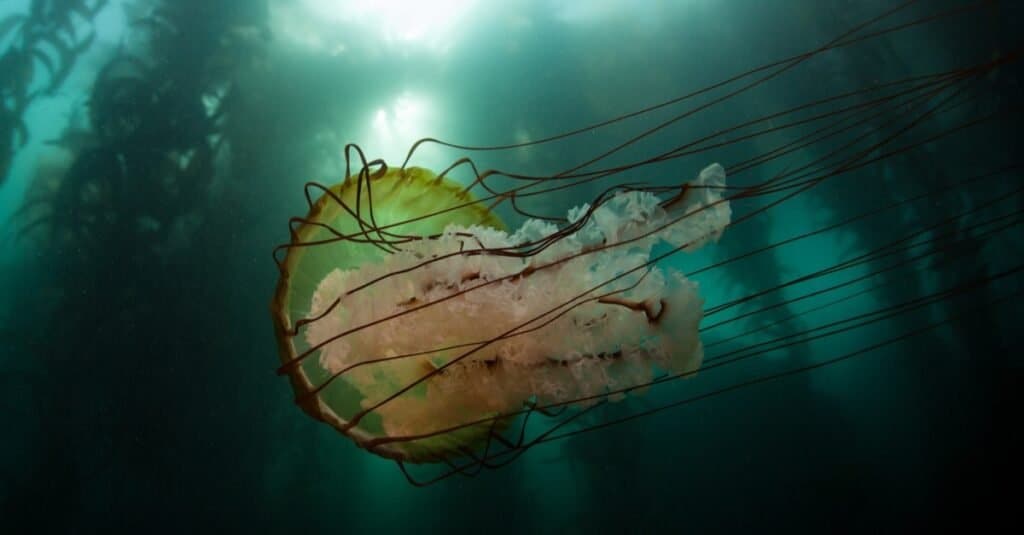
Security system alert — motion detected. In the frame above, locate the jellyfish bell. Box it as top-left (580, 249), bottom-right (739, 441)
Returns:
top-left (271, 162), bottom-right (730, 463)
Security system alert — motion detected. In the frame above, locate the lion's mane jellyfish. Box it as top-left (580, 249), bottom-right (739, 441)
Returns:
top-left (272, 162), bottom-right (730, 463)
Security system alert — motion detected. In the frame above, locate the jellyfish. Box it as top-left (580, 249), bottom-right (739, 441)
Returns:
top-left (270, 0), bottom-right (1022, 485)
top-left (272, 160), bottom-right (730, 464)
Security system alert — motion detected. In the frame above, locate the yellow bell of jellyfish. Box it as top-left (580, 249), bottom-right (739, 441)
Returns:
top-left (271, 163), bottom-right (730, 463)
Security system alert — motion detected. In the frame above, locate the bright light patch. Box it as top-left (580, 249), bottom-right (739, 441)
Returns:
top-left (361, 92), bottom-right (442, 168)
top-left (279, 0), bottom-right (478, 54)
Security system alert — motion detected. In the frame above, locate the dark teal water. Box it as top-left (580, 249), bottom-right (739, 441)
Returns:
top-left (1, 0), bottom-right (1020, 532)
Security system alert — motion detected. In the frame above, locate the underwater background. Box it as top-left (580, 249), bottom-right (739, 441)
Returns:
top-left (1, 0), bottom-right (1021, 532)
